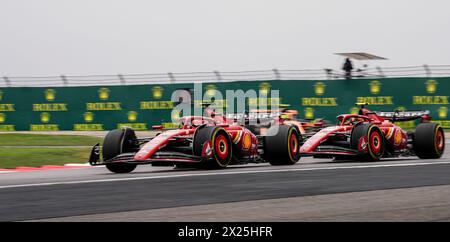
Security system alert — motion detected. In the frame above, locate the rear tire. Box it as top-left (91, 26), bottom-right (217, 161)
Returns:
top-left (264, 125), bottom-right (301, 165)
top-left (350, 123), bottom-right (384, 161)
top-left (102, 128), bottom-right (138, 173)
top-left (414, 123), bottom-right (445, 159)
top-left (193, 126), bottom-right (233, 169)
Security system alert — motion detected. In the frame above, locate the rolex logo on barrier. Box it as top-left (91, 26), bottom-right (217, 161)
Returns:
top-left (426, 80), bottom-right (438, 94)
top-left (369, 80), bottom-right (382, 94)
top-left (128, 111), bottom-right (138, 122)
top-left (40, 112), bottom-right (51, 123)
top-left (205, 84), bottom-right (217, 97)
top-left (45, 89), bottom-right (56, 101)
top-left (152, 86), bottom-right (164, 99)
top-left (0, 90), bottom-right (3, 101)
top-left (314, 82), bottom-right (326, 96)
top-left (304, 107), bottom-right (314, 119)
top-left (84, 112), bottom-right (94, 123)
top-left (438, 106), bottom-right (448, 119)
top-left (98, 88), bottom-right (110, 101)
top-left (0, 113), bottom-right (5, 123)
top-left (259, 82), bottom-right (271, 96)
top-left (73, 112), bottom-right (104, 131)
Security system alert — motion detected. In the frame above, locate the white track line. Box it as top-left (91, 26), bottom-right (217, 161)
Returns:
top-left (1, 161), bottom-right (450, 189)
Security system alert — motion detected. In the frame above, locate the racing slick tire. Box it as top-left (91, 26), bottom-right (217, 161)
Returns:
top-left (102, 127), bottom-right (138, 173)
top-left (263, 125), bottom-right (301, 165)
top-left (350, 123), bottom-right (385, 161)
top-left (193, 126), bottom-right (233, 169)
top-left (413, 123), bottom-right (445, 159)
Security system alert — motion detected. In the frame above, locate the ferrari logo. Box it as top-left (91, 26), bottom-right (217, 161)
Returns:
top-left (45, 89), bottom-right (56, 101)
top-left (127, 111), bottom-right (138, 122)
top-left (152, 86), bottom-right (164, 99)
top-left (438, 106), bottom-right (448, 119)
top-left (426, 80), bottom-right (438, 94)
top-left (314, 82), bottom-right (326, 96)
top-left (0, 113), bottom-right (5, 123)
top-left (84, 112), bottom-right (94, 123)
top-left (304, 107), bottom-right (314, 119)
top-left (0, 90), bottom-right (3, 101)
top-left (98, 88), bottom-right (110, 101)
top-left (259, 82), bottom-right (271, 96)
top-left (40, 112), bottom-right (51, 123)
top-left (205, 84), bottom-right (217, 97)
top-left (350, 107), bottom-right (359, 115)
top-left (369, 80), bottom-right (381, 94)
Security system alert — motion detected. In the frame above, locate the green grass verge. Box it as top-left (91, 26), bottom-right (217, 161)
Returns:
top-left (0, 147), bottom-right (91, 168)
top-left (0, 133), bottom-right (102, 146)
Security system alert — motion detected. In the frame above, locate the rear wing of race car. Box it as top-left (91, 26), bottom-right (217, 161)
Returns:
top-left (225, 111), bottom-right (281, 124)
top-left (375, 110), bottom-right (431, 122)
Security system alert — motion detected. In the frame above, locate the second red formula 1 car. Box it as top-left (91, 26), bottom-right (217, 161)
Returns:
top-left (300, 103), bottom-right (445, 161)
top-left (89, 112), bottom-right (301, 173)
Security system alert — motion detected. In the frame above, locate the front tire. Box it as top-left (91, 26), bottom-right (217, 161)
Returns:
top-left (263, 125), bottom-right (301, 165)
top-left (414, 123), bottom-right (445, 159)
top-left (102, 128), bottom-right (138, 173)
top-left (350, 123), bottom-right (384, 161)
top-left (193, 126), bottom-right (233, 169)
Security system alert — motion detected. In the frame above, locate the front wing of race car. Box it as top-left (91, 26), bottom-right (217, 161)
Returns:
top-left (88, 143), bottom-right (202, 166)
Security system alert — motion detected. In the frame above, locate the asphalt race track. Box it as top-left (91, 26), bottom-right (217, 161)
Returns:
top-left (1, 143), bottom-right (450, 221)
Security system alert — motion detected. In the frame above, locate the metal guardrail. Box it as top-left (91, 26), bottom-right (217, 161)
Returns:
top-left (2, 64), bottom-right (450, 87)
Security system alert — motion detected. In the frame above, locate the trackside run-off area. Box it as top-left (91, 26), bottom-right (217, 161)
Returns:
top-left (0, 132), bottom-right (448, 221)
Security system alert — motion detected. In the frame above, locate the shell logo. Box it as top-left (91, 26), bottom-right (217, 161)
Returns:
top-left (304, 107), bottom-right (314, 119)
top-left (152, 86), bottom-right (164, 99)
top-left (98, 88), bottom-right (110, 101)
top-left (314, 82), bottom-right (326, 96)
top-left (259, 82), bottom-right (271, 96)
top-left (205, 84), bottom-right (217, 97)
top-left (0, 113), bottom-right (5, 123)
top-left (41, 112), bottom-right (51, 123)
top-left (84, 112), bottom-right (94, 123)
top-left (426, 80), bottom-right (438, 94)
top-left (45, 89), bottom-right (56, 101)
top-left (128, 111), bottom-right (138, 122)
top-left (242, 132), bottom-right (251, 150)
top-left (438, 106), bottom-right (448, 119)
top-left (369, 80), bottom-right (381, 95)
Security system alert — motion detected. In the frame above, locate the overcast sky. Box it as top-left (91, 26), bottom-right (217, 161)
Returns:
top-left (1, 0), bottom-right (449, 76)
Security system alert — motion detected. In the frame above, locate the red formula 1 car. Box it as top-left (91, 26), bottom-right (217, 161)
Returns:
top-left (299, 104), bottom-right (445, 161)
top-left (89, 112), bottom-right (301, 173)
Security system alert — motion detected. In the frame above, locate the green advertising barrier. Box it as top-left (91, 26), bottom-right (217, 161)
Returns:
top-left (0, 77), bottom-right (449, 131)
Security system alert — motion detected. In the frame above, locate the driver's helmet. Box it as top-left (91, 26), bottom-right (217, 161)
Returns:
top-left (281, 109), bottom-right (298, 120)
top-left (192, 118), bottom-right (205, 127)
